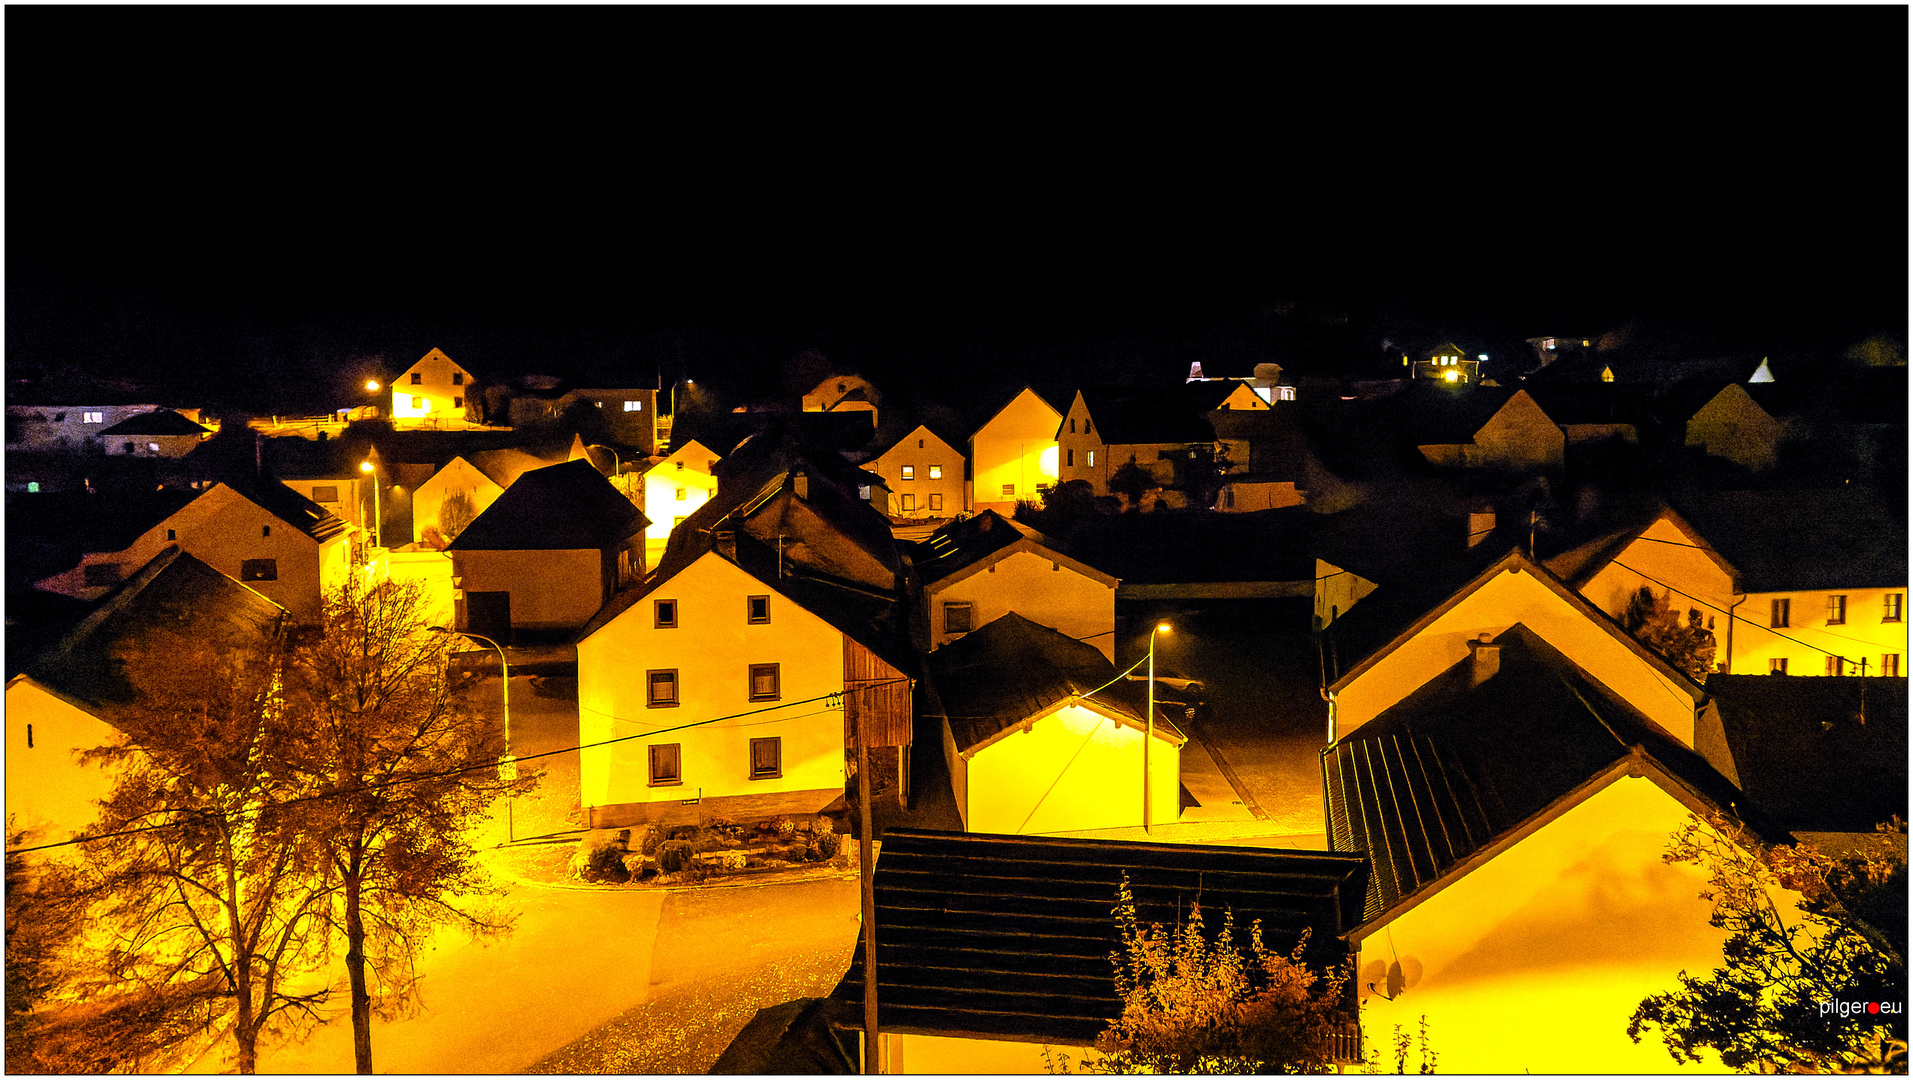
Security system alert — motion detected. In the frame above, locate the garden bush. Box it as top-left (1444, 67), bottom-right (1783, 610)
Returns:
top-left (812, 831), bottom-right (841, 861)
top-left (582, 842), bottom-right (631, 884)
top-left (658, 840), bottom-right (694, 873)
top-left (719, 851), bottom-right (747, 872)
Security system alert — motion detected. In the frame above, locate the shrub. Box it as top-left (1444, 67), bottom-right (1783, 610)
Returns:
top-left (719, 851), bottom-right (747, 872)
top-left (657, 840), bottom-right (694, 873)
top-left (773, 816), bottom-right (797, 838)
top-left (812, 831), bottom-right (841, 861)
top-left (815, 815), bottom-right (836, 837)
top-left (582, 842), bottom-right (631, 884)
top-left (638, 825), bottom-right (663, 856)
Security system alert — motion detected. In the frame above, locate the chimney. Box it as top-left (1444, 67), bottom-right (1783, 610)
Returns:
top-left (1467, 507), bottom-right (1495, 548)
top-left (1187, 362), bottom-right (1206, 382)
top-left (792, 471), bottom-right (808, 500)
top-left (1469, 633), bottom-right (1500, 686)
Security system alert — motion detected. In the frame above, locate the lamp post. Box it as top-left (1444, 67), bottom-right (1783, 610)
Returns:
top-left (1145, 622), bottom-right (1170, 835)
top-left (427, 626), bottom-right (517, 840)
top-left (359, 460), bottom-right (382, 553)
top-left (591, 444), bottom-right (627, 496)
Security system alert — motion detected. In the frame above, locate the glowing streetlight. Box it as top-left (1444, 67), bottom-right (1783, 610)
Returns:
top-left (365, 380), bottom-right (381, 392)
top-left (427, 626), bottom-right (517, 840)
top-left (1145, 622), bottom-right (1171, 835)
top-left (359, 460), bottom-right (381, 550)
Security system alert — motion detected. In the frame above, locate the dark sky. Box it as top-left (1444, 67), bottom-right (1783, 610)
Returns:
top-left (8, 7), bottom-right (1906, 414)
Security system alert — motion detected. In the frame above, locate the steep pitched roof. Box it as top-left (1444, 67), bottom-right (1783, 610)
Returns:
top-left (1666, 490), bottom-right (1907, 592)
top-left (448, 458), bottom-right (647, 551)
top-left (1075, 387), bottom-right (1215, 446)
top-left (925, 612), bottom-right (1145, 753)
top-left (465, 447), bottom-right (557, 488)
top-left (828, 829), bottom-right (1368, 1044)
top-left (1180, 378), bottom-right (1259, 412)
top-left (216, 475), bottom-right (352, 544)
top-left (27, 546), bottom-right (286, 715)
top-left (910, 510), bottom-right (1114, 588)
top-left (1324, 625), bottom-right (1751, 929)
top-left (1703, 675), bottom-right (1907, 835)
top-left (968, 385), bottom-right (1062, 442)
top-left (96, 409), bottom-right (210, 436)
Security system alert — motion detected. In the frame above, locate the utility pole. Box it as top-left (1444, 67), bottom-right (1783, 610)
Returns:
top-left (854, 689), bottom-right (880, 1073)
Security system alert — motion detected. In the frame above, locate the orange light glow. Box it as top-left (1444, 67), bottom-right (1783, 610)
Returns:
top-left (360, 461), bottom-right (374, 473)
top-left (365, 380), bottom-right (381, 392)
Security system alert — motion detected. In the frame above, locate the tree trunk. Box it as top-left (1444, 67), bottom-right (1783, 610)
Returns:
top-left (345, 865), bottom-right (373, 1074)
top-left (235, 1020), bottom-right (258, 1075)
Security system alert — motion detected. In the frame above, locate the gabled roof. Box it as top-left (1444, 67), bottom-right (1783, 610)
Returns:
top-left (1180, 378), bottom-right (1259, 412)
top-left (828, 829), bottom-right (1368, 1044)
top-left (1704, 675), bottom-right (1906, 835)
top-left (465, 448), bottom-right (556, 488)
top-left (448, 458), bottom-right (647, 551)
top-left (215, 476), bottom-right (352, 544)
top-left (27, 546), bottom-right (286, 715)
top-left (1325, 625), bottom-right (1752, 931)
top-left (1072, 387), bottom-right (1215, 446)
top-left (925, 612), bottom-right (1174, 754)
top-left (870, 423), bottom-right (965, 463)
top-left (96, 409), bottom-right (210, 437)
top-left (910, 510), bottom-right (1116, 589)
top-left (968, 385), bottom-right (1062, 442)
top-left (1666, 490), bottom-right (1906, 592)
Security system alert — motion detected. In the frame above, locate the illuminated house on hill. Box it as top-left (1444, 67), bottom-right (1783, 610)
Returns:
top-left (968, 387), bottom-right (1061, 516)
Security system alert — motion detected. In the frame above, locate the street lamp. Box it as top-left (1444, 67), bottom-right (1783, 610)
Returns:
top-left (1145, 622), bottom-right (1171, 835)
top-left (365, 380), bottom-right (381, 392)
top-left (359, 460), bottom-right (382, 551)
top-left (427, 626), bottom-right (517, 840)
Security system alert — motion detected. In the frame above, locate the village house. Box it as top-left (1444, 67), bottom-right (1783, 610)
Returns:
top-left (7, 546), bottom-right (288, 849)
top-left (1054, 387), bottom-right (1215, 508)
top-left (447, 458), bottom-right (648, 643)
top-left (910, 510), bottom-right (1118, 661)
top-left (1415, 388), bottom-right (1565, 475)
top-left (572, 387), bottom-right (660, 455)
top-left (33, 477), bottom-right (352, 624)
top-left (1410, 341), bottom-right (1480, 384)
top-left (968, 387), bottom-right (1061, 516)
top-left (826, 829), bottom-right (1367, 1073)
top-left (924, 613), bottom-right (1181, 835)
top-left (1682, 382), bottom-right (1791, 472)
top-left (802, 373), bottom-right (881, 425)
top-left (640, 438), bottom-right (722, 561)
top-left (867, 425), bottom-right (965, 520)
top-left (1181, 376), bottom-right (1270, 413)
top-left (390, 347), bottom-right (478, 428)
top-left (411, 455), bottom-right (509, 546)
top-left (92, 409), bottom-right (215, 458)
top-left (6, 401), bottom-right (208, 453)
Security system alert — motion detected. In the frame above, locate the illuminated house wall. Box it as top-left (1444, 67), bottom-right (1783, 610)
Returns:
top-left (412, 456), bottom-right (506, 544)
top-left (577, 551), bottom-right (850, 825)
top-left (453, 549), bottom-right (609, 633)
top-left (1332, 558), bottom-right (1701, 745)
top-left (1315, 558), bottom-right (1380, 629)
top-left (1684, 384), bottom-right (1787, 472)
top-left (970, 387), bottom-right (1060, 515)
top-left (3, 675), bottom-right (124, 852)
top-left (802, 374), bottom-right (880, 423)
top-left (390, 347), bottom-right (474, 425)
top-left (642, 439), bottom-right (721, 553)
top-left (927, 547), bottom-right (1117, 661)
top-left (955, 700), bottom-right (1181, 835)
top-left (1417, 390), bottom-right (1565, 474)
top-left (870, 425), bottom-right (966, 519)
top-left (280, 477), bottom-right (366, 534)
top-left (1355, 776), bottom-right (1733, 1074)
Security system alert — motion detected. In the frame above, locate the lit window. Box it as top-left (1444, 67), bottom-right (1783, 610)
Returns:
top-left (901, 493), bottom-right (916, 512)
top-left (929, 465), bottom-right (941, 479)
top-left (1884, 654), bottom-right (1902, 677)
top-left (1770, 598), bottom-right (1790, 627)
top-left (1769, 658), bottom-right (1788, 675)
top-left (748, 663), bottom-right (780, 702)
top-left (1444, 370), bottom-right (1459, 382)
top-left (1277, 387), bottom-right (1296, 401)
top-left (1086, 451), bottom-right (1096, 467)
top-left (944, 601), bottom-right (974, 635)
top-left (82, 412), bottom-right (103, 424)
top-left (148, 442), bottom-right (160, 452)
top-left (1885, 594), bottom-right (1903, 623)
top-left (654, 599), bottom-right (677, 628)
top-left (901, 465), bottom-right (915, 481)
top-left (647, 670), bottom-right (679, 708)
top-left (750, 736), bottom-right (782, 779)
top-left (240, 558), bottom-right (278, 582)
top-left (1826, 655), bottom-right (1846, 676)
top-left (748, 596), bottom-right (770, 624)
top-left (649, 743), bottom-right (681, 785)
top-left (858, 485), bottom-right (871, 500)
top-left (25, 482), bottom-right (38, 493)
top-left (929, 493), bottom-right (943, 511)
top-left (624, 400), bottom-right (642, 412)
top-left (1827, 595), bottom-right (1847, 625)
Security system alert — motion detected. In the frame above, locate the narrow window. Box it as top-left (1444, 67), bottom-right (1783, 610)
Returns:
top-left (26, 723), bottom-right (33, 748)
top-left (748, 663), bottom-right (780, 702)
top-left (917, 438), bottom-right (924, 448)
top-left (82, 411), bottom-right (103, 424)
top-left (1885, 594), bottom-right (1903, 623)
top-left (1826, 655), bottom-right (1846, 676)
top-left (1083, 419), bottom-right (1091, 435)
top-left (676, 487), bottom-right (687, 501)
top-left (167, 529), bottom-right (177, 541)
top-left (240, 559), bottom-right (278, 581)
top-left (411, 372), bottom-right (422, 385)
top-left (1066, 449), bottom-right (1074, 467)
top-left (452, 372), bottom-right (464, 385)
top-left (1087, 451), bottom-right (1096, 467)
top-left (901, 493), bottom-right (916, 511)
top-left (675, 461), bottom-right (685, 471)
top-left (1770, 598), bottom-right (1790, 628)
top-left (749, 736), bottom-right (782, 779)
top-left (858, 485), bottom-right (871, 500)
top-left (649, 744), bottom-right (681, 785)
top-left (901, 465), bottom-right (915, 481)
top-left (1070, 418), bottom-right (1077, 433)
top-left (1769, 658), bottom-right (1788, 675)
top-left (647, 669), bottom-right (679, 708)
top-left (929, 493), bottom-right (943, 511)
top-left (944, 601), bottom-right (974, 635)
top-left (148, 442), bottom-right (160, 452)
top-left (1001, 484), bottom-right (1015, 497)
top-left (1827, 595), bottom-right (1847, 625)
top-left (654, 599), bottom-right (678, 628)
top-left (262, 525), bottom-right (271, 537)
top-left (453, 397), bottom-right (463, 408)
top-left (412, 396), bottom-right (425, 409)
top-left (929, 465), bottom-right (942, 479)
top-left (748, 596), bottom-right (770, 624)
top-left (1883, 654), bottom-right (1901, 677)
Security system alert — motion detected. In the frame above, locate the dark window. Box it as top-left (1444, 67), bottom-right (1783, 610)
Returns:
top-left (123, 442), bottom-right (136, 454)
top-left (929, 493), bottom-right (943, 511)
top-left (240, 559), bottom-right (278, 582)
top-left (1826, 655), bottom-right (1846, 676)
top-left (453, 397), bottom-right (463, 409)
top-left (452, 372), bottom-right (464, 385)
top-left (647, 670), bottom-right (679, 707)
top-left (901, 493), bottom-right (916, 511)
top-left (649, 744), bottom-right (681, 786)
top-left (1770, 598), bottom-right (1790, 628)
top-left (1887, 594), bottom-right (1905, 623)
top-left (748, 596), bottom-right (770, 624)
top-left (1769, 658), bottom-right (1787, 675)
top-left (1884, 654), bottom-right (1902, 677)
top-left (1070, 418), bottom-right (1077, 433)
top-left (750, 737), bottom-right (782, 780)
top-left (1084, 419), bottom-right (1091, 435)
top-left (655, 599), bottom-right (678, 628)
top-left (944, 601), bottom-right (974, 634)
top-left (25, 723), bottom-right (33, 749)
top-left (749, 663), bottom-right (781, 702)
top-left (310, 485), bottom-right (339, 503)
top-left (411, 372), bottom-right (422, 385)
top-left (262, 525), bottom-right (272, 537)
top-left (1066, 449), bottom-right (1074, 467)
top-left (84, 563), bottom-right (122, 586)
top-left (917, 438), bottom-right (924, 448)
top-left (1827, 595), bottom-right (1847, 625)
top-left (166, 529), bottom-right (177, 541)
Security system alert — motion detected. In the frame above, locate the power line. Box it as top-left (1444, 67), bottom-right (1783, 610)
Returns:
top-left (1608, 560), bottom-right (1877, 665)
top-left (6, 678), bottom-right (912, 857)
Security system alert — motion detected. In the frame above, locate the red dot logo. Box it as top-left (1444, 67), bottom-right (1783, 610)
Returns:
top-left (1869, 1002), bottom-right (1881, 1015)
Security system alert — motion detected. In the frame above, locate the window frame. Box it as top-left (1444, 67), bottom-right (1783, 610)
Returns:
top-left (1883, 654), bottom-right (1901, 678)
top-left (1769, 657), bottom-right (1788, 675)
top-left (646, 669), bottom-right (680, 708)
top-left (1001, 483), bottom-right (1015, 497)
top-left (748, 663), bottom-right (781, 702)
top-left (901, 465), bottom-right (915, 481)
top-left (1770, 598), bottom-right (1790, 628)
top-left (929, 464), bottom-right (942, 479)
top-left (648, 743), bottom-right (682, 786)
top-left (1827, 594), bottom-right (1847, 626)
top-left (944, 600), bottom-right (974, 635)
top-left (749, 736), bottom-right (782, 780)
top-left (411, 372), bottom-right (423, 385)
top-left (654, 599), bottom-right (678, 628)
top-left (1886, 594), bottom-right (1904, 623)
top-left (1825, 655), bottom-right (1846, 676)
top-left (901, 493), bottom-right (916, 512)
top-left (928, 493), bottom-right (943, 512)
top-left (310, 485), bottom-right (339, 503)
top-left (747, 595), bottom-right (770, 624)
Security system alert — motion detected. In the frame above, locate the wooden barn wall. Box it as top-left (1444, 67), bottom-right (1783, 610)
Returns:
top-left (844, 636), bottom-right (913, 748)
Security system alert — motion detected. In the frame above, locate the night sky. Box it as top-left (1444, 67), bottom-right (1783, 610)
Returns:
top-left (8, 7), bottom-right (1906, 417)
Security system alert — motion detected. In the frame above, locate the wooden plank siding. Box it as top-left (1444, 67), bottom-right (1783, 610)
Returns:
top-left (843, 635), bottom-right (914, 749)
